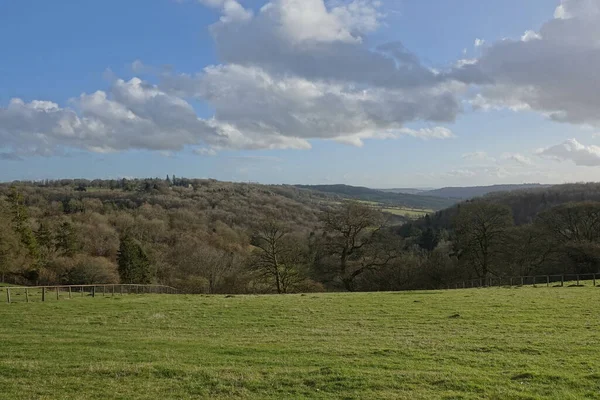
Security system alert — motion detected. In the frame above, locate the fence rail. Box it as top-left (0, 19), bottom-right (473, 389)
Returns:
top-left (445, 273), bottom-right (600, 290)
top-left (0, 284), bottom-right (179, 304)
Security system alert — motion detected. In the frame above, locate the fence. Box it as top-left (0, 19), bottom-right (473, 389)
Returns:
top-left (1, 284), bottom-right (179, 304)
top-left (445, 273), bottom-right (600, 290)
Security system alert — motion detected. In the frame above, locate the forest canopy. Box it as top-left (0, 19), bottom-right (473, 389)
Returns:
top-left (2, 178), bottom-right (600, 293)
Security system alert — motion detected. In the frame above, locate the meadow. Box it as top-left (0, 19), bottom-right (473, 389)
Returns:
top-left (1, 287), bottom-right (599, 399)
top-left (355, 200), bottom-right (432, 219)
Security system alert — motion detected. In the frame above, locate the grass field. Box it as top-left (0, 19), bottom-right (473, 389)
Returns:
top-left (354, 200), bottom-right (432, 219)
top-left (381, 207), bottom-right (432, 219)
top-left (1, 288), bottom-right (600, 399)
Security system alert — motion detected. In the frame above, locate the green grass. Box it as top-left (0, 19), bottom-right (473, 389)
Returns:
top-left (1, 288), bottom-right (600, 399)
top-left (381, 207), bottom-right (432, 219)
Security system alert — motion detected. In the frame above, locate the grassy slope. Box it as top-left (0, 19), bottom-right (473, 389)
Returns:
top-left (1, 288), bottom-right (599, 399)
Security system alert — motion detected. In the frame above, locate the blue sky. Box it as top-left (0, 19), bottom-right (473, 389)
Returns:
top-left (1, 0), bottom-right (599, 187)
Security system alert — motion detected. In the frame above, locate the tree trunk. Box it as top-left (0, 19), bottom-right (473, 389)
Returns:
top-left (275, 269), bottom-right (282, 294)
top-left (342, 276), bottom-right (355, 292)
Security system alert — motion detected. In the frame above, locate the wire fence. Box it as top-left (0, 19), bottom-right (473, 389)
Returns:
top-left (0, 284), bottom-right (178, 304)
top-left (445, 273), bottom-right (600, 290)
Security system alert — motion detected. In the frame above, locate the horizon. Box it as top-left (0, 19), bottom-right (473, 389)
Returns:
top-left (0, 176), bottom-right (561, 191)
top-left (2, 0), bottom-right (600, 186)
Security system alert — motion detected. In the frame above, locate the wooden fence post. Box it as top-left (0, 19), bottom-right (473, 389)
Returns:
top-left (92, 286), bottom-right (95, 298)
top-left (112, 285), bottom-right (115, 297)
top-left (56, 287), bottom-right (59, 300)
top-left (42, 287), bottom-right (46, 302)
top-left (103, 286), bottom-right (106, 296)
top-left (577, 275), bottom-right (580, 286)
top-left (6, 288), bottom-right (10, 304)
top-left (546, 276), bottom-right (550, 287)
top-left (26, 288), bottom-right (29, 303)
top-left (510, 277), bottom-right (513, 286)
top-left (561, 275), bottom-right (564, 287)
top-left (521, 277), bottom-right (524, 286)
top-left (120, 285), bottom-right (123, 295)
top-left (81, 286), bottom-right (84, 297)
top-left (68, 286), bottom-right (72, 299)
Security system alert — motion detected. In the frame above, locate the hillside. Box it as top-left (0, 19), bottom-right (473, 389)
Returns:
top-left (413, 182), bottom-right (600, 230)
top-left (0, 178), bottom-right (330, 291)
top-left (422, 183), bottom-right (551, 200)
top-left (4, 179), bottom-right (600, 294)
top-left (295, 184), bottom-right (455, 210)
top-left (377, 188), bottom-right (433, 195)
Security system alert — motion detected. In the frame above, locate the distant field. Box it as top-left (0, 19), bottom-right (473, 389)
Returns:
top-left (355, 200), bottom-right (432, 219)
top-left (1, 288), bottom-right (600, 399)
top-left (381, 207), bottom-right (431, 219)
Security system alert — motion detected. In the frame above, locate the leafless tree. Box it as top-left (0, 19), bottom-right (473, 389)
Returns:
top-left (249, 220), bottom-right (307, 294)
top-left (320, 202), bottom-right (401, 291)
top-left (455, 201), bottom-right (513, 279)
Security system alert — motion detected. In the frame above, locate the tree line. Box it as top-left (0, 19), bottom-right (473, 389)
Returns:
top-left (2, 179), bottom-right (600, 293)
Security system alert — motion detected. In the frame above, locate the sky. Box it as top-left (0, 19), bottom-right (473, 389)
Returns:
top-left (1, 0), bottom-right (600, 188)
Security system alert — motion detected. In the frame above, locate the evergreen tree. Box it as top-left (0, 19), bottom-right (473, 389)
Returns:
top-left (117, 235), bottom-right (152, 284)
top-left (7, 187), bottom-right (39, 260)
top-left (35, 222), bottom-right (54, 265)
top-left (56, 221), bottom-right (79, 256)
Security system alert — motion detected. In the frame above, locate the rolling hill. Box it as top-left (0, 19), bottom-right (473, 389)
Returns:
top-left (421, 184), bottom-right (551, 200)
top-left (294, 184), bottom-right (456, 210)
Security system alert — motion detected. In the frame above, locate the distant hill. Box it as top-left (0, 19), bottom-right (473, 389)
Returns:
top-left (378, 188), bottom-right (434, 195)
top-left (294, 184), bottom-right (456, 210)
top-left (404, 182), bottom-right (600, 231)
top-left (421, 184), bottom-right (551, 200)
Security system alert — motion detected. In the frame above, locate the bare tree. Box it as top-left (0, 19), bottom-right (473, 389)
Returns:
top-left (454, 201), bottom-right (513, 279)
top-left (320, 202), bottom-right (400, 291)
top-left (535, 202), bottom-right (600, 273)
top-left (249, 220), bottom-right (307, 294)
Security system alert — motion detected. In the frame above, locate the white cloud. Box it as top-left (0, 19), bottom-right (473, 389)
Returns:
top-left (1, 0), bottom-right (470, 158)
top-left (398, 127), bottom-right (455, 140)
top-left (537, 138), bottom-right (600, 166)
top-left (0, 77), bottom-right (314, 157)
top-left (162, 64), bottom-right (460, 147)
top-left (554, 0), bottom-right (600, 20)
top-left (501, 152), bottom-right (534, 166)
top-left (520, 30), bottom-right (541, 42)
top-left (15, 0), bottom-right (600, 161)
top-left (197, 0), bottom-right (252, 22)
top-left (250, 0), bottom-right (381, 45)
top-left (467, 0), bottom-right (600, 126)
top-left (333, 126), bottom-right (454, 146)
top-left (194, 147), bottom-right (217, 156)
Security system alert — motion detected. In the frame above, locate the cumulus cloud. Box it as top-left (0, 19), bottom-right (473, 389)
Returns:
top-left (0, 77), bottom-right (313, 156)
top-left (468, 0), bottom-right (600, 126)
top-left (196, 0), bottom-right (252, 22)
top-left (520, 30), bottom-right (542, 42)
top-left (163, 64), bottom-right (459, 146)
top-left (1, 0), bottom-right (468, 157)
top-left (501, 152), bottom-right (534, 166)
top-left (207, 0), bottom-right (476, 89)
top-left (10, 0), bottom-right (600, 159)
top-left (537, 138), bottom-right (600, 166)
